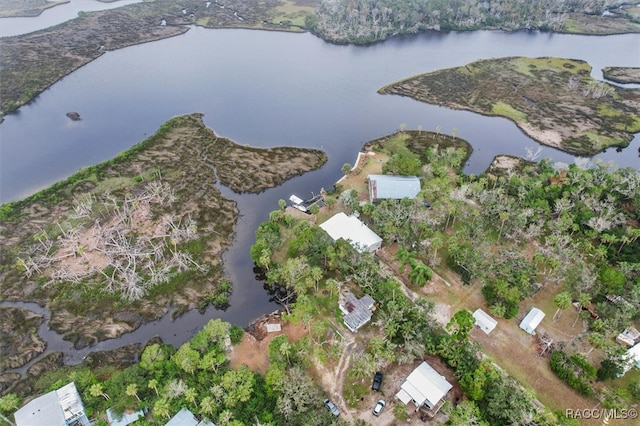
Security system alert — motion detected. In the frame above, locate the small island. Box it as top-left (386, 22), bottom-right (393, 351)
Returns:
top-left (379, 57), bottom-right (640, 156)
top-left (603, 66), bottom-right (640, 84)
top-left (0, 113), bottom-right (326, 367)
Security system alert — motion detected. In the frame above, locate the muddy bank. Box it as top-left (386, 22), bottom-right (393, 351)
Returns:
top-left (0, 113), bottom-right (326, 370)
top-left (379, 57), bottom-right (640, 156)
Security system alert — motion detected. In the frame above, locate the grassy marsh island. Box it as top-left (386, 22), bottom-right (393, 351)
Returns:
top-left (603, 66), bottom-right (640, 84)
top-left (0, 113), bottom-right (326, 359)
top-left (379, 57), bottom-right (640, 156)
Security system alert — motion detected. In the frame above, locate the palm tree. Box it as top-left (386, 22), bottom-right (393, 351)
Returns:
top-left (552, 291), bottom-right (571, 320)
top-left (573, 293), bottom-right (591, 328)
top-left (184, 387), bottom-right (197, 407)
top-left (395, 246), bottom-right (416, 273)
top-left (148, 379), bottom-right (159, 396)
top-left (199, 396), bottom-right (215, 417)
top-left (125, 383), bottom-right (140, 402)
top-left (153, 398), bottom-right (171, 420)
top-left (89, 383), bottom-right (110, 400)
top-left (408, 259), bottom-right (432, 287)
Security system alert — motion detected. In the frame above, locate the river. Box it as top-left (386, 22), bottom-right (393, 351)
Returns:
top-left (0, 21), bottom-right (638, 369)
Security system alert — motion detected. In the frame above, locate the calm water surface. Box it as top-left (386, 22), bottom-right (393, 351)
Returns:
top-left (0, 27), bottom-right (638, 364)
top-left (0, 0), bottom-right (143, 37)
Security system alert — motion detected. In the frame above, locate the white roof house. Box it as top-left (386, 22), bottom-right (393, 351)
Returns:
top-left (339, 292), bottom-right (375, 332)
top-left (14, 382), bottom-right (90, 426)
top-left (519, 307), bottom-right (545, 335)
top-left (473, 309), bottom-right (498, 334)
top-left (319, 212), bottom-right (382, 253)
top-left (368, 175), bottom-right (421, 203)
top-left (623, 343), bottom-right (640, 375)
top-left (395, 361), bottom-right (452, 411)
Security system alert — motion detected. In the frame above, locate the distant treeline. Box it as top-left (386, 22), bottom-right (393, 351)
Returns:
top-left (306, 0), bottom-right (617, 43)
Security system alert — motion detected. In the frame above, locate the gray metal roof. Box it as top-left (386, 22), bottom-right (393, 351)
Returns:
top-left (165, 408), bottom-right (216, 426)
top-left (340, 292), bottom-right (375, 332)
top-left (368, 175), bottom-right (420, 202)
top-left (14, 382), bottom-right (90, 426)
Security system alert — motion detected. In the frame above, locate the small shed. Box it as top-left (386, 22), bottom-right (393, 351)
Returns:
top-left (472, 309), bottom-right (497, 334)
top-left (368, 175), bottom-right (421, 203)
top-left (319, 212), bottom-right (382, 253)
top-left (519, 307), bottom-right (545, 335)
top-left (616, 326), bottom-right (640, 348)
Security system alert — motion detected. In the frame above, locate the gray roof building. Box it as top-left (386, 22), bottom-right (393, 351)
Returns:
top-left (368, 175), bottom-right (421, 203)
top-left (339, 292), bottom-right (375, 332)
top-left (165, 408), bottom-right (216, 426)
top-left (14, 382), bottom-right (90, 426)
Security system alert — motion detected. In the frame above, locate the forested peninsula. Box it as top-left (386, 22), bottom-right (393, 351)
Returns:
top-left (3, 129), bottom-right (639, 425)
top-left (379, 57), bottom-right (640, 155)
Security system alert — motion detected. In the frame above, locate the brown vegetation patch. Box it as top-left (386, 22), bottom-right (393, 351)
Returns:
top-left (1, 113), bottom-right (326, 361)
top-left (0, 307), bottom-right (45, 371)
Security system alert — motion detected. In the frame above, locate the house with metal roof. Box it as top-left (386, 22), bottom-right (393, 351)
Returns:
top-left (519, 307), bottom-right (545, 335)
top-left (339, 292), bottom-right (375, 332)
top-left (319, 212), bottom-right (382, 253)
top-left (14, 382), bottom-right (90, 426)
top-left (395, 361), bottom-right (452, 413)
top-left (165, 408), bottom-right (216, 426)
top-left (472, 309), bottom-right (498, 334)
top-left (368, 175), bottom-right (421, 203)
top-left (106, 408), bottom-right (145, 426)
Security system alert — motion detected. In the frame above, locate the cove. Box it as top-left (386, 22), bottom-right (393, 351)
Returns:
top-left (0, 0), bottom-right (144, 37)
top-left (0, 27), bottom-right (638, 369)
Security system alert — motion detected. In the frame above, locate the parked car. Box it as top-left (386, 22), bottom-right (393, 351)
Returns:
top-left (372, 371), bottom-right (383, 391)
top-left (373, 400), bottom-right (385, 417)
top-left (324, 399), bottom-right (340, 417)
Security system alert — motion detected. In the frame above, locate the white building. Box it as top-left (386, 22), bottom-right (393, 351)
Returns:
top-left (319, 212), bottom-right (382, 253)
top-left (14, 382), bottom-right (90, 426)
top-left (472, 309), bottom-right (498, 334)
top-left (623, 343), bottom-right (640, 375)
top-left (395, 361), bottom-right (452, 412)
top-left (519, 307), bottom-right (545, 335)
